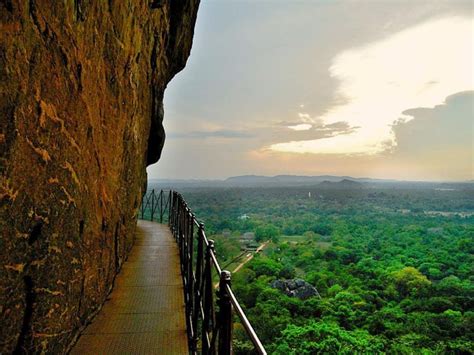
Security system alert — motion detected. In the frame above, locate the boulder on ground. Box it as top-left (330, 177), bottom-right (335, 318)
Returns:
top-left (271, 279), bottom-right (319, 300)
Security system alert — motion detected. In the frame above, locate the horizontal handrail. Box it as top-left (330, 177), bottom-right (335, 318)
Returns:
top-left (139, 189), bottom-right (266, 354)
top-left (226, 285), bottom-right (266, 353)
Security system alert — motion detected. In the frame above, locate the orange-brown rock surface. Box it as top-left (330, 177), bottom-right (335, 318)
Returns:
top-left (0, 1), bottom-right (199, 352)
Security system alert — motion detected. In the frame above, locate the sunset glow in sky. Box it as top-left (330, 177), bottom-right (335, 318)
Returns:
top-left (270, 17), bottom-right (473, 155)
top-left (148, 0), bottom-right (473, 181)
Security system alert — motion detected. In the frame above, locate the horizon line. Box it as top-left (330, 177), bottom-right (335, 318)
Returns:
top-left (147, 174), bottom-right (474, 184)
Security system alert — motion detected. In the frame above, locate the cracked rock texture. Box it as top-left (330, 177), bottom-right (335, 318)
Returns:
top-left (0, 1), bottom-right (199, 353)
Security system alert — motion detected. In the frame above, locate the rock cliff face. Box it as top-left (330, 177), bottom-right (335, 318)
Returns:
top-left (0, 1), bottom-right (199, 353)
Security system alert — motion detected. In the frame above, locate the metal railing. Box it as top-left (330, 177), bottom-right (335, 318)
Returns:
top-left (140, 189), bottom-right (171, 223)
top-left (139, 189), bottom-right (266, 355)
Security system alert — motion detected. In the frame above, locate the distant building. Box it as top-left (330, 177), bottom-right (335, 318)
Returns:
top-left (238, 214), bottom-right (250, 220)
top-left (242, 232), bottom-right (255, 240)
top-left (239, 232), bottom-right (256, 250)
top-left (246, 242), bottom-right (259, 251)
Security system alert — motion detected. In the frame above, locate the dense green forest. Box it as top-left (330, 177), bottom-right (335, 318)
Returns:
top-left (158, 185), bottom-right (474, 354)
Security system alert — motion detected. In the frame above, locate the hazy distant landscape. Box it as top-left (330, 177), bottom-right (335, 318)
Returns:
top-left (147, 178), bottom-right (474, 353)
top-left (150, 174), bottom-right (474, 189)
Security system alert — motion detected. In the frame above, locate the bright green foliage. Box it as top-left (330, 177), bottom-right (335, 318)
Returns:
top-left (274, 321), bottom-right (384, 354)
top-left (255, 224), bottom-right (280, 242)
top-left (391, 266), bottom-right (431, 298)
top-left (174, 186), bottom-right (474, 353)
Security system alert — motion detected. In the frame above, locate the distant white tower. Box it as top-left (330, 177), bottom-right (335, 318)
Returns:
top-left (308, 191), bottom-right (311, 198)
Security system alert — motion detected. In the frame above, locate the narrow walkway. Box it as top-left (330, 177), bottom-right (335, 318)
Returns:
top-left (71, 220), bottom-right (187, 355)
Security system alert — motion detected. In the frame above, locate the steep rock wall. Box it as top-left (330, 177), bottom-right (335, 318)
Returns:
top-left (0, 1), bottom-right (199, 353)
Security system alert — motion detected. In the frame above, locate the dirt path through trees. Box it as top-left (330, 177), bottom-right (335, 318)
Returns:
top-left (232, 241), bottom-right (269, 274)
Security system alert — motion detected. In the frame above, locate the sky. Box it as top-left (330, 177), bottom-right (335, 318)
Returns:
top-left (147, 0), bottom-right (474, 181)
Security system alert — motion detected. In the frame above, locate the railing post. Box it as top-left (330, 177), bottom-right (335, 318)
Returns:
top-left (178, 196), bottom-right (182, 243)
top-left (150, 189), bottom-right (155, 221)
top-left (188, 215), bottom-right (194, 322)
top-left (218, 270), bottom-right (233, 355)
top-left (160, 190), bottom-right (164, 223)
top-left (170, 192), bottom-right (175, 231)
top-left (192, 222), bottom-right (204, 352)
top-left (168, 191), bottom-right (172, 227)
top-left (202, 240), bottom-right (215, 354)
top-left (174, 192), bottom-right (179, 239)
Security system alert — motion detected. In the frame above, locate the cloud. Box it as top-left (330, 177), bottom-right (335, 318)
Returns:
top-left (168, 129), bottom-right (254, 139)
top-left (270, 16), bottom-right (474, 155)
top-left (281, 111), bottom-right (358, 136)
top-left (288, 123), bottom-right (312, 131)
top-left (367, 90), bottom-right (474, 180)
top-left (321, 121), bottom-right (359, 132)
top-left (273, 120), bottom-right (359, 143)
top-left (250, 91), bottom-right (473, 181)
top-left (298, 112), bottom-right (311, 121)
top-left (391, 91), bottom-right (473, 157)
